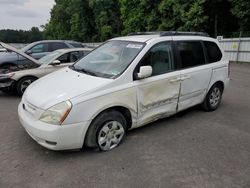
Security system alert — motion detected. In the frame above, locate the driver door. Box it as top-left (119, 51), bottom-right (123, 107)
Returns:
top-left (134, 42), bottom-right (181, 127)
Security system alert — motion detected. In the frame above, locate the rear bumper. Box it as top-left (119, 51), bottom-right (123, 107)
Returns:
top-left (224, 78), bottom-right (230, 90)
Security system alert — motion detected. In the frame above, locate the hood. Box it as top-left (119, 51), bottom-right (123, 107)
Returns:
top-left (0, 42), bottom-right (40, 74)
top-left (0, 51), bottom-right (18, 61)
top-left (0, 42), bottom-right (40, 64)
top-left (24, 67), bottom-right (113, 109)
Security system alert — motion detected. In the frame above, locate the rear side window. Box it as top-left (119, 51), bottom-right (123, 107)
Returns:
top-left (176, 41), bottom-right (205, 68)
top-left (204, 41), bottom-right (222, 63)
top-left (69, 51), bottom-right (81, 62)
top-left (57, 51), bottom-right (83, 63)
top-left (50, 42), bottom-right (68, 51)
top-left (30, 43), bottom-right (49, 53)
top-left (69, 43), bottom-right (83, 48)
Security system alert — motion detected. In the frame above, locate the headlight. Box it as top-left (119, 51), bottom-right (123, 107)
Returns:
top-left (39, 101), bottom-right (72, 125)
top-left (0, 73), bottom-right (15, 80)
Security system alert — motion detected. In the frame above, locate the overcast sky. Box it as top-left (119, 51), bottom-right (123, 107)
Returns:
top-left (0, 0), bottom-right (55, 30)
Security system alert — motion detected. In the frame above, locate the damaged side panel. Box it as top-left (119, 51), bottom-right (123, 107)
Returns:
top-left (135, 72), bottom-right (181, 127)
top-left (66, 85), bottom-right (138, 127)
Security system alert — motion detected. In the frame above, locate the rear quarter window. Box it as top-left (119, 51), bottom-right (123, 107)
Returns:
top-left (69, 43), bottom-right (84, 48)
top-left (50, 42), bottom-right (68, 51)
top-left (204, 41), bottom-right (222, 63)
top-left (176, 41), bottom-right (205, 68)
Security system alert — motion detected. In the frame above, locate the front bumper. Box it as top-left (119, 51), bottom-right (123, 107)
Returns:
top-left (0, 77), bottom-right (14, 88)
top-left (18, 103), bottom-right (90, 150)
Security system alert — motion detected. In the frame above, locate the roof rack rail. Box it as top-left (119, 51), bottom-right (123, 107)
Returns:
top-left (128, 31), bottom-right (209, 37)
top-left (127, 31), bottom-right (161, 36)
top-left (160, 31), bottom-right (209, 37)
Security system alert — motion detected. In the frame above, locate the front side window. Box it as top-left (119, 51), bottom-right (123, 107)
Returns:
top-left (72, 41), bottom-right (144, 78)
top-left (138, 42), bottom-right (173, 76)
top-left (38, 50), bottom-right (62, 64)
top-left (30, 43), bottom-right (49, 53)
top-left (57, 52), bottom-right (70, 63)
top-left (176, 41), bottom-right (205, 68)
top-left (58, 51), bottom-right (81, 63)
top-left (204, 41), bottom-right (222, 63)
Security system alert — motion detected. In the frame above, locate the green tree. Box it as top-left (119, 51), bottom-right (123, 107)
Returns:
top-left (44, 0), bottom-right (72, 40)
top-left (231, 0), bottom-right (250, 32)
top-left (203, 0), bottom-right (238, 37)
top-left (0, 28), bottom-right (43, 43)
top-left (44, 0), bottom-right (98, 42)
top-left (158, 0), bottom-right (208, 31)
top-left (28, 27), bottom-right (43, 42)
top-left (119, 0), bottom-right (162, 34)
top-left (89, 0), bottom-right (122, 41)
top-left (42, 0), bottom-right (250, 41)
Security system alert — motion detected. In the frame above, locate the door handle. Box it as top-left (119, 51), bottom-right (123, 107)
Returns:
top-left (170, 77), bottom-right (180, 83)
top-left (180, 75), bottom-right (191, 81)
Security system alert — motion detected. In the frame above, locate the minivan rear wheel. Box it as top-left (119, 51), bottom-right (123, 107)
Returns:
top-left (85, 110), bottom-right (127, 151)
top-left (202, 84), bottom-right (223, 111)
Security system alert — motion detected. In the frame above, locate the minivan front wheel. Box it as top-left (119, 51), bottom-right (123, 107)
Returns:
top-left (98, 120), bottom-right (125, 151)
top-left (85, 110), bottom-right (127, 151)
top-left (202, 84), bottom-right (223, 111)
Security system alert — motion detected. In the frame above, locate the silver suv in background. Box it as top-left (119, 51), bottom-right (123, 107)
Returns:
top-left (0, 40), bottom-right (84, 71)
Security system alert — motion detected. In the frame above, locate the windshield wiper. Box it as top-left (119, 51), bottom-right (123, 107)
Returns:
top-left (69, 65), bottom-right (75, 70)
top-left (74, 67), bottom-right (98, 76)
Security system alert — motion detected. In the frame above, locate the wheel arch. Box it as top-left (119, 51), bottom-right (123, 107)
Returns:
top-left (208, 80), bottom-right (224, 93)
top-left (90, 105), bottom-right (133, 130)
top-left (15, 75), bottom-right (39, 82)
top-left (84, 105), bottom-right (133, 148)
top-left (15, 75), bottom-right (39, 96)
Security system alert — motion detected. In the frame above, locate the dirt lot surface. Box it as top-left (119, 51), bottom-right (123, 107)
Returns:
top-left (0, 63), bottom-right (250, 188)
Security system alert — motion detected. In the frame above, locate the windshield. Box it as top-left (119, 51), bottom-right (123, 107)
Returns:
top-left (38, 50), bottom-right (62, 64)
top-left (72, 40), bottom-right (144, 78)
top-left (20, 43), bottom-right (35, 52)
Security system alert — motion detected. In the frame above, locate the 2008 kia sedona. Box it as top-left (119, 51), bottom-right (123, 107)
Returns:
top-left (18, 32), bottom-right (230, 151)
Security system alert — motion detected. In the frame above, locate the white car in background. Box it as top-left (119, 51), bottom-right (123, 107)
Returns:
top-left (18, 32), bottom-right (230, 152)
top-left (0, 42), bottom-right (92, 95)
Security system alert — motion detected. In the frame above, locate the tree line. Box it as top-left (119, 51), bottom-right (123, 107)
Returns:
top-left (43, 0), bottom-right (250, 42)
top-left (0, 27), bottom-right (43, 43)
top-left (1, 0), bottom-right (250, 43)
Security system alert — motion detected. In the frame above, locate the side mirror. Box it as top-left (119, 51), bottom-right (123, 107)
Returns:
top-left (137, 66), bottom-right (152, 79)
top-left (26, 50), bottom-right (32, 55)
top-left (50, 60), bottom-right (61, 66)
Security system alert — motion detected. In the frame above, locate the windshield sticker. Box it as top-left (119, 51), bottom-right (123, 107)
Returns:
top-left (126, 44), bottom-right (143, 49)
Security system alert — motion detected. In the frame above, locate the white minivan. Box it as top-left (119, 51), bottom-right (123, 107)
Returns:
top-left (18, 32), bottom-right (230, 151)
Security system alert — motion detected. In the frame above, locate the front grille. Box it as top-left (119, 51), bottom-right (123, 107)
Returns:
top-left (22, 97), bottom-right (42, 119)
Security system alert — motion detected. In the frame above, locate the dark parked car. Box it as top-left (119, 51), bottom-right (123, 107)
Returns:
top-left (0, 40), bottom-right (84, 70)
top-left (0, 42), bottom-right (93, 95)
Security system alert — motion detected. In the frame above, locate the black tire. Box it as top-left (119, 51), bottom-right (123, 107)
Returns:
top-left (16, 77), bottom-right (37, 96)
top-left (85, 110), bottom-right (127, 151)
top-left (0, 87), bottom-right (14, 94)
top-left (202, 84), bottom-right (223, 111)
